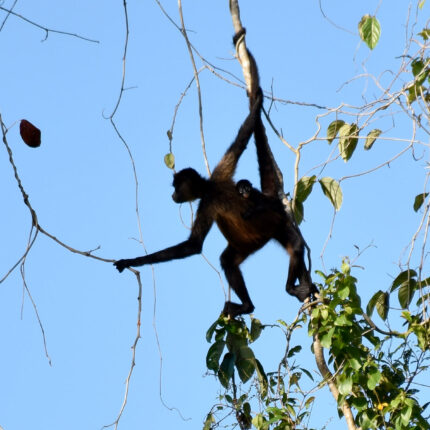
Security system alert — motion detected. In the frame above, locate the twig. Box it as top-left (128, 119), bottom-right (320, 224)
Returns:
top-left (20, 257), bottom-right (52, 365)
top-left (103, 271), bottom-right (143, 430)
top-left (318, 0), bottom-right (355, 35)
top-left (0, 6), bottom-right (99, 43)
top-left (177, 0), bottom-right (211, 176)
top-left (0, 0), bottom-right (17, 31)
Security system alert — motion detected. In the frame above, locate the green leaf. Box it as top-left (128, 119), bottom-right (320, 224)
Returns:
top-left (206, 340), bottom-right (225, 372)
top-left (414, 193), bottom-right (429, 212)
top-left (301, 367), bottom-right (314, 381)
top-left (338, 373), bottom-right (353, 395)
top-left (218, 352), bottom-right (236, 388)
top-left (295, 175), bottom-right (317, 202)
top-left (366, 290), bottom-right (384, 316)
top-left (320, 327), bottom-right (335, 348)
top-left (359, 410), bottom-right (378, 430)
top-left (293, 199), bottom-right (304, 225)
top-left (337, 285), bottom-right (350, 300)
top-left (364, 129), bottom-right (382, 150)
top-left (255, 359), bottom-right (268, 399)
top-left (287, 345), bottom-right (302, 358)
top-left (358, 15), bottom-right (381, 49)
top-left (305, 396), bottom-right (315, 409)
top-left (327, 120), bottom-right (345, 144)
top-left (243, 402), bottom-right (251, 416)
top-left (411, 59), bottom-right (429, 85)
top-left (203, 413), bottom-right (216, 430)
top-left (419, 276), bottom-right (430, 288)
top-left (320, 307), bottom-right (328, 320)
top-left (225, 394), bottom-right (234, 403)
top-left (250, 318), bottom-right (263, 342)
top-left (351, 396), bottom-right (368, 411)
top-left (418, 28), bottom-right (430, 40)
top-left (235, 346), bottom-right (256, 383)
top-left (164, 152), bottom-right (175, 169)
top-left (347, 358), bottom-right (361, 371)
top-left (206, 319), bottom-right (220, 343)
top-left (398, 279), bottom-right (416, 308)
top-left (376, 291), bottom-right (389, 320)
top-left (341, 258), bottom-right (351, 275)
top-left (367, 367), bottom-right (381, 390)
top-left (319, 177), bottom-right (343, 210)
top-left (401, 405), bottom-right (413, 425)
top-left (408, 84), bottom-right (419, 104)
top-left (391, 270), bottom-right (417, 291)
top-left (335, 314), bottom-right (352, 326)
top-left (252, 414), bottom-right (266, 430)
top-left (368, 290), bottom-right (389, 320)
top-left (338, 123), bottom-right (359, 161)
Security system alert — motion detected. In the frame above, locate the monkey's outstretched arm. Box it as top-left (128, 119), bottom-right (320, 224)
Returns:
top-left (114, 239), bottom-right (203, 272)
top-left (114, 205), bottom-right (213, 273)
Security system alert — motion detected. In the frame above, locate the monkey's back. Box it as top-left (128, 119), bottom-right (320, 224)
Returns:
top-left (207, 180), bottom-right (286, 253)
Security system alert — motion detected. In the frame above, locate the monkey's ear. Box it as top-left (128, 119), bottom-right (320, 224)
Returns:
top-left (20, 119), bottom-right (41, 148)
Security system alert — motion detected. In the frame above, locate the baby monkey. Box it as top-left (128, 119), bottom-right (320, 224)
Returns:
top-left (236, 179), bottom-right (283, 219)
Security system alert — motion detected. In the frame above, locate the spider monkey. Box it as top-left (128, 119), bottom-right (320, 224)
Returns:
top-left (114, 30), bottom-right (317, 317)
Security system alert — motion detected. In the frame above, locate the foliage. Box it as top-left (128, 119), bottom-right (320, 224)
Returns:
top-left (205, 262), bottom-right (430, 429)
top-left (407, 54), bottom-right (430, 104)
top-left (205, 315), bottom-right (317, 430)
top-left (310, 263), bottom-right (430, 430)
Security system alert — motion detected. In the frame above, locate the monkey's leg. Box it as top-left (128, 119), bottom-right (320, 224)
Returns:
top-left (283, 235), bottom-right (317, 302)
top-left (220, 246), bottom-right (254, 317)
top-left (254, 116), bottom-right (280, 197)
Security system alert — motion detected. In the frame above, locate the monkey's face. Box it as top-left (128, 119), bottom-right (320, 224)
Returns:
top-left (172, 180), bottom-right (193, 203)
top-left (172, 168), bottom-right (203, 203)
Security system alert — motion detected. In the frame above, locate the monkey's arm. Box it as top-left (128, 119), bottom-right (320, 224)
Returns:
top-left (114, 204), bottom-right (213, 273)
top-left (114, 239), bottom-right (202, 272)
top-left (211, 91), bottom-right (262, 181)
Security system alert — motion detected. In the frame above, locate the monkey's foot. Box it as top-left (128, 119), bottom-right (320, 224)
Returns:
top-left (222, 301), bottom-right (255, 318)
top-left (287, 283), bottom-right (319, 302)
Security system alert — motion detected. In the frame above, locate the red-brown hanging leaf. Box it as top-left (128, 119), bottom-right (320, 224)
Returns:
top-left (20, 119), bottom-right (41, 148)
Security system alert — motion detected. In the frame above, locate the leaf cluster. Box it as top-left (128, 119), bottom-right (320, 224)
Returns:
top-left (367, 269), bottom-right (430, 351)
top-left (205, 316), bottom-right (316, 430)
top-left (407, 53), bottom-right (430, 104)
top-left (294, 175), bottom-right (342, 224)
top-left (205, 316), bottom-right (267, 429)
top-left (310, 265), bottom-right (430, 429)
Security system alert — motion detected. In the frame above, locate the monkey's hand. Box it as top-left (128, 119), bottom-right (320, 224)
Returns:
top-left (114, 259), bottom-right (133, 273)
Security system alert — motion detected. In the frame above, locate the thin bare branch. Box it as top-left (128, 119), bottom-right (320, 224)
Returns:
top-left (0, 6), bottom-right (99, 43)
top-left (0, 0), bottom-right (18, 31)
top-left (177, 0), bottom-right (211, 175)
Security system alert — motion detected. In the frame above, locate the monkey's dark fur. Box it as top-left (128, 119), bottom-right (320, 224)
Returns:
top-left (114, 29), bottom-right (317, 317)
top-left (236, 179), bottom-right (253, 199)
top-left (236, 179), bottom-right (284, 220)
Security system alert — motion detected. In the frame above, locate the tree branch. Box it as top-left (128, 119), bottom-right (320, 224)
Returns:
top-left (0, 6), bottom-right (99, 43)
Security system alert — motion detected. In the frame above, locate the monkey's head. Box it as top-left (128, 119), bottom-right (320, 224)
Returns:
top-left (172, 168), bottom-right (206, 203)
top-left (236, 179), bottom-right (253, 199)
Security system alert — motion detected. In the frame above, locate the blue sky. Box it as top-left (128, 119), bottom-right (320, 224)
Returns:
top-left (1, 1), bottom-right (429, 429)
